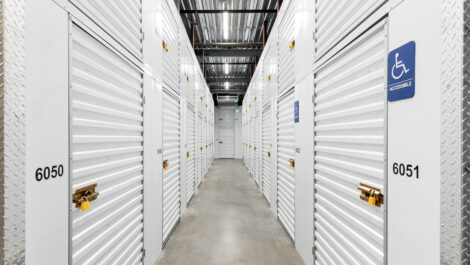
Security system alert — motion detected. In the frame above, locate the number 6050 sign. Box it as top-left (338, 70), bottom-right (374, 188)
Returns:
top-left (35, 165), bottom-right (64, 181)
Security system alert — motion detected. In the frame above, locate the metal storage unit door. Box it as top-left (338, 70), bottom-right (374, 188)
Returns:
top-left (186, 104), bottom-right (196, 203)
top-left (70, 24), bottom-right (144, 264)
top-left (70, 0), bottom-right (143, 57)
top-left (315, 0), bottom-right (386, 58)
top-left (313, 21), bottom-right (387, 265)
top-left (196, 112), bottom-right (203, 188)
top-left (162, 0), bottom-right (179, 95)
top-left (277, 88), bottom-right (295, 241)
top-left (278, 1), bottom-right (295, 94)
top-left (254, 110), bottom-right (261, 186)
top-left (262, 105), bottom-right (272, 203)
top-left (162, 88), bottom-right (181, 244)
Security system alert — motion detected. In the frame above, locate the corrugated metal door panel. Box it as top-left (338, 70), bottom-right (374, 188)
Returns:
top-left (70, 24), bottom-right (144, 265)
top-left (186, 104), bottom-right (196, 202)
top-left (254, 110), bottom-right (260, 186)
top-left (278, 1), bottom-right (295, 94)
top-left (186, 48), bottom-right (195, 107)
top-left (162, 88), bottom-right (181, 243)
top-left (277, 88), bottom-right (295, 241)
top-left (315, 0), bottom-right (386, 58)
top-left (162, 0), bottom-right (180, 94)
top-left (313, 22), bottom-right (387, 265)
top-left (262, 105), bottom-right (272, 203)
top-left (71, 0), bottom-right (143, 57)
top-left (196, 112), bottom-right (203, 188)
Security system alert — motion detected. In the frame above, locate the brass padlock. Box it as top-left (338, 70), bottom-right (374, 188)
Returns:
top-left (163, 160), bottom-right (169, 171)
top-left (289, 158), bottom-right (295, 167)
top-left (187, 151), bottom-right (190, 158)
top-left (267, 152), bottom-right (271, 158)
top-left (162, 40), bottom-right (168, 52)
top-left (289, 40), bottom-right (295, 49)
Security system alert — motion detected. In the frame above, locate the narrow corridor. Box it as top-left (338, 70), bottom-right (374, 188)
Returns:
top-left (156, 159), bottom-right (304, 265)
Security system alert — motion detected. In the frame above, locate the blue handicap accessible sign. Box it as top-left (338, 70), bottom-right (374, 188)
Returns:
top-left (387, 41), bottom-right (416, 102)
top-left (294, 101), bottom-right (299, 123)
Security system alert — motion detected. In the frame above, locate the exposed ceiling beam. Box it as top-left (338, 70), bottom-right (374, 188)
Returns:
top-left (181, 9), bottom-right (278, 14)
top-left (195, 42), bottom-right (263, 47)
top-left (196, 49), bottom-right (262, 57)
top-left (206, 77), bottom-right (251, 83)
top-left (211, 90), bottom-right (246, 95)
top-left (202, 62), bottom-right (255, 66)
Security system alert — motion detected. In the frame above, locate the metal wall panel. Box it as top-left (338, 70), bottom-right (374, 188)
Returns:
top-left (315, 0), bottom-right (386, 58)
top-left (278, 1), bottom-right (295, 94)
top-left (186, 104), bottom-right (196, 203)
top-left (162, 0), bottom-right (180, 95)
top-left (277, 88), bottom-right (295, 241)
top-left (262, 105), bottom-right (272, 203)
top-left (70, 24), bottom-right (144, 264)
top-left (70, 0), bottom-right (143, 57)
top-left (162, 88), bottom-right (181, 243)
top-left (313, 22), bottom-right (387, 265)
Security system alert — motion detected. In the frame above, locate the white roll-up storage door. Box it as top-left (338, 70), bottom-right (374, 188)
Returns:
top-left (70, 0), bottom-right (143, 57)
top-left (162, 0), bottom-right (179, 95)
top-left (314, 0), bottom-right (386, 58)
top-left (262, 105), bottom-right (272, 203)
top-left (254, 110), bottom-right (261, 186)
top-left (277, 88), bottom-right (295, 241)
top-left (196, 112), bottom-right (203, 188)
top-left (70, 24), bottom-right (144, 265)
top-left (162, 88), bottom-right (181, 244)
top-left (278, 1), bottom-right (295, 94)
top-left (186, 104), bottom-right (196, 203)
top-left (313, 21), bottom-right (387, 265)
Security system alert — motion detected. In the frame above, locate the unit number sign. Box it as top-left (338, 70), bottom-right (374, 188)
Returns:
top-left (392, 162), bottom-right (419, 179)
top-left (35, 164), bottom-right (64, 181)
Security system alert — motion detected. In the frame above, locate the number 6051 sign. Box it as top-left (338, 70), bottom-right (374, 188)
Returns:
top-left (392, 162), bottom-right (419, 179)
top-left (35, 164), bottom-right (64, 181)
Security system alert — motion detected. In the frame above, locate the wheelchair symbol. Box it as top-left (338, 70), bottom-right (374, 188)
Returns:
top-left (391, 52), bottom-right (410, 80)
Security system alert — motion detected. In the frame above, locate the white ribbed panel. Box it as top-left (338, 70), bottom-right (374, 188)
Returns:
top-left (202, 115), bottom-right (207, 176)
top-left (162, 88), bottom-right (181, 243)
top-left (71, 0), bottom-right (142, 57)
top-left (313, 22), bottom-right (387, 265)
top-left (315, 0), bottom-right (385, 58)
top-left (196, 112), bottom-right (203, 188)
top-left (262, 105), bottom-right (272, 203)
top-left (186, 104), bottom-right (196, 202)
top-left (70, 24), bottom-right (144, 265)
top-left (277, 88), bottom-right (295, 241)
top-left (278, 1), bottom-right (295, 94)
top-left (162, 0), bottom-right (180, 94)
top-left (254, 110), bottom-right (261, 186)
top-left (263, 46), bottom-right (276, 107)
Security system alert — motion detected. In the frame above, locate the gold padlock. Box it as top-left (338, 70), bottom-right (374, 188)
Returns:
top-left (81, 200), bottom-right (91, 211)
top-left (368, 196), bottom-right (376, 206)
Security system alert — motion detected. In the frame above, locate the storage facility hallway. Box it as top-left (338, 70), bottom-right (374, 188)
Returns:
top-left (156, 159), bottom-right (303, 265)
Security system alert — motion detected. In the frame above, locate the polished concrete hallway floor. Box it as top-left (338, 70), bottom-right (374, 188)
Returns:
top-left (156, 159), bottom-right (304, 265)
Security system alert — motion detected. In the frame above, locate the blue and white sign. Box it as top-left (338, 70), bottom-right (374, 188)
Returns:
top-left (294, 101), bottom-right (299, 123)
top-left (387, 41), bottom-right (416, 102)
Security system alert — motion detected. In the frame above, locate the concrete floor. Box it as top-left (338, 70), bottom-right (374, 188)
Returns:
top-left (155, 159), bottom-right (304, 265)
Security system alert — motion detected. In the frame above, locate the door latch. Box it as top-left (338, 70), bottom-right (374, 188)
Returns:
top-left (358, 183), bottom-right (384, 207)
top-left (289, 158), bottom-right (295, 168)
top-left (73, 184), bottom-right (99, 211)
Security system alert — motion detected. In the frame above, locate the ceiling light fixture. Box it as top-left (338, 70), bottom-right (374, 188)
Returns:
top-left (223, 12), bottom-right (229, 40)
top-left (224, 63), bottom-right (229, 74)
top-left (225, 82), bottom-right (229, 89)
